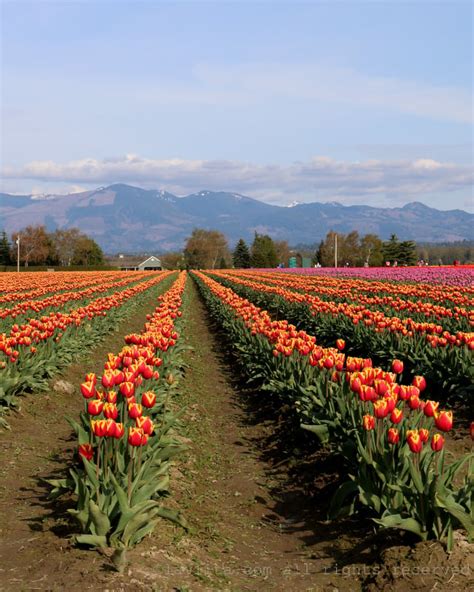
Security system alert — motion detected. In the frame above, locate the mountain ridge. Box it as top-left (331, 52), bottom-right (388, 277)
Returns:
top-left (1, 184), bottom-right (472, 252)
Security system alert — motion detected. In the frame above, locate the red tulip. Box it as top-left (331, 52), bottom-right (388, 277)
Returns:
top-left (390, 408), bottom-right (403, 424)
top-left (128, 402), bottom-right (143, 419)
top-left (78, 443), bottom-right (94, 461)
top-left (80, 381), bottom-right (96, 399)
top-left (136, 415), bottom-right (154, 435)
top-left (91, 419), bottom-right (108, 437)
top-left (103, 402), bottom-right (119, 420)
top-left (101, 371), bottom-right (115, 388)
top-left (470, 421), bottom-right (474, 441)
top-left (419, 428), bottom-right (429, 443)
top-left (336, 339), bottom-right (345, 351)
top-left (387, 428), bottom-right (400, 444)
top-left (391, 359), bottom-right (404, 374)
top-left (128, 427), bottom-right (148, 447)
top-left (406, 429), bottom-right (423, 453)
top-left (363, 414), bottom-right (375, 431)
top-left (373, 399), bottom-right (389, 419)
top-left (423, 400), bottom-right (439, 418)
top-left (408, 395), bottom-right (421, 410)
top-left (431, 433), bottom-right (445, 451)
top-left (112, 422), bottom-right (125, 439)
top-left (87, 399), bottom-right (104, 416)
top-left (412, 376), bottom-right (427, 392)
top-left (434, 410), bottom-right (453, 432)
top-left (119, 381), bottom-right (135, 398)
top-left (141, 391), bottom-right (156, 408)
top-left (107, 390), bottom-right (118, 404)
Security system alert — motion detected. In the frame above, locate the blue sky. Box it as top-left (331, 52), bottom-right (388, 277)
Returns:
top-left (1, 0), bottom-right (473, 211)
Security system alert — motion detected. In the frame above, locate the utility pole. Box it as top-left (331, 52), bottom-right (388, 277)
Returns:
top-left (16, 235), bottom-right (20, 273)
top-left (334, 233), bottom-right (338, 268)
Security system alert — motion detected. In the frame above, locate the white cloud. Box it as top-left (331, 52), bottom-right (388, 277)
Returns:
top-left (2, 154), bottom-right (472, 207)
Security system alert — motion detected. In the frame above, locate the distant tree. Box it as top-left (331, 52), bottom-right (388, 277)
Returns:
top-left (398, 240), bottom-right (417, 266)
top-left (360, 234), bottom-right (384, 266)
top-left (160, 251), bottom-right (185, 270)
top-left (232, 239), bottom-right (251, 268)
top-left (0, 231), bottom-right (12, 266)
top-left (11, 225), bottom-right (51, 267)
top-left (184, 228), bottom-right (229, 269)
top-left (314, 240), bottom-right (324, 266)
top-left (318, 231), bottom-right (341, 267)
top-left (250, 233), bottom-right (278, 268)
top-left (218, 256), bottom-right (228, 269)
top-left (71, 237), bottom-right (105, 265)
top-left (339, 230), bottom-right (361, 266)
top-left (274, 240), bottom-right (291, 267)
top-left (382, 234), bottom-right (417, 266)
top-left (51, 228), bottom-right (85, 266)
top-left (382, 234), bottom-right (401, 264)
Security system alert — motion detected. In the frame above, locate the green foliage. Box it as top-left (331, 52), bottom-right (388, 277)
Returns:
top-left (250, 233), bottom-right (278, 268)
top-left (382, 234), bottom-right (417, 266)
top-left (184, 228), bottom-right (229, 269)
top-left (0, 231), bottom-right (11, 266)
top-left (232, 238), bottom-right (251, 268)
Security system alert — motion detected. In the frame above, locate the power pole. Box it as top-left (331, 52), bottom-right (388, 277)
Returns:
top-left (16, 235), bottom-right (20, 273)
top-left (334, 233), bottom-right (338, 268)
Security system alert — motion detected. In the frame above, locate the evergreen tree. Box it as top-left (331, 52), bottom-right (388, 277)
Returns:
top-left (232, 239), bottom-right (251, 268)
top-left (250, 233), bottom-right (278, 268)
top-left (0, 231), bottom-right (11, 266)
top-left (398, 241), bottom-right (417, 266)
top-left (382, 234), bottom-right (401, 264)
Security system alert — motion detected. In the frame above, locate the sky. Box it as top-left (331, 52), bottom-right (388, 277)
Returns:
top-left (1, 0), bottom-right (473, 211)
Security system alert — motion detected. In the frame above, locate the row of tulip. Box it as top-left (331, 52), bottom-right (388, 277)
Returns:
top-left (277, 265), bottom-right (474, 287)
top-left (0, 270), bottom-right (133, 305)
top-left (208, 271), bottom-right (473, 405)
top-left (241, 271), bottom-right (473, 330)
top-left (0, 272), bottom-right (173, 411)
top-left (48, 272), bottom-right (188, 571)
top-left (218, 271), bottom-right (473, 343)
top-left (193, 271), bottom-right (473, 549)
top-left (0, 270), bottom-right (156, 322)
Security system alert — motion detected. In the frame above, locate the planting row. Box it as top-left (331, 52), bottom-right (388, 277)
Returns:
top-left (48, 271), bottom-right (188, 571)
top-left (0, 271), bottom-right (173, 411)
top-left (208, 271), bottom-right (473, 405)
top-left (193, 271), bottom-right (473, 550)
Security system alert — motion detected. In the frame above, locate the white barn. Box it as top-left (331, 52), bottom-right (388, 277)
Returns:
top-left (121, 256), bottom-right (162, 271)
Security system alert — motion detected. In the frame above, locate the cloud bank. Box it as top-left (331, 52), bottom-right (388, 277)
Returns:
top-left (3, 154), bottom-right (472, 207)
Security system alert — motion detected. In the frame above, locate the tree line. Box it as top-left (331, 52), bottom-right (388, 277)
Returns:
top-left (159, 229), bottom-right (419, 269)
top-left (0, 226), bottom-right (105, 268)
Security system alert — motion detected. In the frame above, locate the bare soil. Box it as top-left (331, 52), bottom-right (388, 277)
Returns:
top-left (0, 277), bottom-right (472, 592)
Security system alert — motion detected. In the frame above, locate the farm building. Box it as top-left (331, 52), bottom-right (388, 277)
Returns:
top-left (120, 256), bottom-right (162, 271)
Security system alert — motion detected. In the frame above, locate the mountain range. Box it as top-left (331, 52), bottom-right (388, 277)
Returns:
top-left (1, 183), bottom-right (472, 252)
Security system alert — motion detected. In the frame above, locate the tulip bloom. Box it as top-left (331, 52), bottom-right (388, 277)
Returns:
top-left (406, 430), bottom-right (423, 453)
top-left (412, 376), bottom-right (427, 392)
top-left (408, 395), bottom-right (421, 410)
top-left (419, 428), bottom-right (429, 443)
top-left (434, 410), bottom-right (453, 432)
top-left (113, 422), bottom-right (125, 439)
top-left (141, 391), bottom-right (156, 408)
top-left (136, 415), bottom-right (154, 435)
top-left (391, 359), bottom-right (404, 374)
top-left (103, 402), bottom-right (119, 420)
top-left (336, 339), bottom-right (345, 351)
top-left (119, 381), bottom-right (135, 398)
top-left (87, 399), bottom-right (104, 416)
top-left (107, 390), bottom-right (118, 404)
top-left (470, 421), bottom-right (474, 441)
top-left (128, 427), bottom-right (148, 447)
top-left (80, 381), bottom-right (96, 399)
top-left (91, 419), bottom-right (108, 437)
top-left (128, 402), bottom-right (143, 419)
top-left (101, 371), bottom-right (116, 388)
top-left (431, 433), bottom-right (445, 451)
top-left (363, 414), bottom-right (375, 431)
top-left (78, 443), bottom-right (94, 461)
top-left (85, 373), bottom-right (97, 385)
top-left (373, 399), bottom-right (389, 419)
top-left (423, 400), bottom-right (439, 418)
top-left (387, 428), bottom-right (400, 445)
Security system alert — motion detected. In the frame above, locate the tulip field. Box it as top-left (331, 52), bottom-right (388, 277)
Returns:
top-left (0, 268), bottom-right (473, 590)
